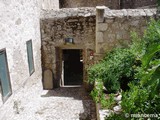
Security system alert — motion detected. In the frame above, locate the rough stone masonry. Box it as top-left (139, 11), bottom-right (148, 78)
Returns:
top-left (40, 7), bottom-right (157, 89)
top-left (96, 7), bottom-right (157, 54)
top-left (0, 0), bottom-right (158, 119)
top-left (41, 7), bottom-right (96, 88)
top-left (0, 0), bottom-right (42, 107)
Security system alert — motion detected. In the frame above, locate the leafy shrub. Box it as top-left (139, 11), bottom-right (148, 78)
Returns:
top-left (158, 0), bottom-right (160, 6)
top-left (144, 19), bottom-right (160, 46)
top-left (121, 83), bottom-right (150, 114)
top-left (88, 62), bottom-right (119, 93)
top-left (88, 48), bottom-right (135, 93)
top-left (101, 93), bottom-right (116, 109)
top-left (135, 20), bottom-right (160, 97)
top-left (106, 113), bottom-right (128, 120)
top-left (102, 48), bottom-right (135, 92)
top-left (111, 19), bottom-right (160, 118)
top-left (90, 79), bottom-right (116, 109)
top-left (129, 31), bottom-right (144, 58)
top-left (90, 19), bottom-right (160, 119)
top-left (121, 84), bottom-right (160, 116)
top-left (90, 79), bottom-right (103, 103)
top-left (87, 62), bottom-right (105, 84)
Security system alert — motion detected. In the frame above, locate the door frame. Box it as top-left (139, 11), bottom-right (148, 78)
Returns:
top-left (56, 45), bottom-right (86, 87)
top-left (61, 49), bottom-right (84, 86)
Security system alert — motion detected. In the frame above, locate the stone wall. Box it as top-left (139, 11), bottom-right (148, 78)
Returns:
top-left (41, 7), bottom-right (96, 18)
top-left (59, 0), bottom-right (157, 9)
top-left (41, 8), bottom-right (96, 88)
top-left (41, 0), bottom-right (59, 10)
top-left (121, 0), bottom-right (157, 9)
top-left (0, 0), bottom-right (42, 117)
top-left (96, 7), bottom-right (157, 54)
top-left (41, 7), bottom-right (157, 88)
top-left (60, 0), bottom-right (120, 9)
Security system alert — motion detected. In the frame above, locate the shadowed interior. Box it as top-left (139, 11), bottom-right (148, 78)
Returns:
top-left (63, 49), bottom-right (83, 85)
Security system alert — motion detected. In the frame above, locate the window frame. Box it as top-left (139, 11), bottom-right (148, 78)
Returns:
top-left (0, 48), bottom-right (12, 103)
top-left (26, 40), bottom-right (35, 76)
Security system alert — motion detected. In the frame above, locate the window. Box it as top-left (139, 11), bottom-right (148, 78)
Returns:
top-left (0, 49), bottom-right (12, 102)
top-left (26, 40), bottom-right (35, 75)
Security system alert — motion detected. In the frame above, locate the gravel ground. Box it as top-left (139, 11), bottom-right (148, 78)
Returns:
top-left (0, 80), bottom-right (96, 120)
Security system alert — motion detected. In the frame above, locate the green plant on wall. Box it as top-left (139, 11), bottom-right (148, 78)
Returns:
top-left (107, 19), bottom-right (160, 119)
top-left (90, 79), bottom-right (104, 103)
top-left (100, 93), bottom-right (116, 109)
top-left (158, 0), bottom-right (160, 6)
top-left (90, 79), bottom-right (116, 109)
top-left (88, 19), bottom-right (160, 119)
top-left (135, 19), bottom-right (160, 97)
top-left (88, 48), bottom-right (135, 93)
top-left (121, 83), bottom-right (150, 114)
top-left (103, 48), bottom-right (135, 92)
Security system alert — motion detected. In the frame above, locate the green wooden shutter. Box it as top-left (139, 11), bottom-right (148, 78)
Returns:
top-left (0, 50), bottom-right (12, 102)
top-left (26, 40), bottom-right (35, 75)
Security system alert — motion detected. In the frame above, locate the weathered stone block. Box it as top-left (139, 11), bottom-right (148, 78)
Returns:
top-left (41, 0), bottom-right (59, 10)
top-left (130, 20), bottom-right (139, 26)
top-left (43, 69), bottom-right (53, 89)
top-left (98, 23), bottom-right (108, 31)
top-left (96, 6), bottom-right (106, 23)
top-left (96, 32), bottom-right (104, 43)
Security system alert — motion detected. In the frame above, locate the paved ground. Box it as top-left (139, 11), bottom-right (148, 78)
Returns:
top-left (0, 80), bottom-right (96, 120)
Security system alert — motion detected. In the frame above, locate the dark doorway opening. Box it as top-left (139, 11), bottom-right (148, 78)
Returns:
top-left (62, 49), bottom-right (83, 86)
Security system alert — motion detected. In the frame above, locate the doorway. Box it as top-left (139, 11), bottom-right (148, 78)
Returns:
top-left (62, 49), bottom-right (83, 86)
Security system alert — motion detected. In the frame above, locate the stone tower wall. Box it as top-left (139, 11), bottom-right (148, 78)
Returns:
top-left (96, 8), bottom-right (157, 54)
top-left (41, 0), bottom-right (59, 10)
top-left (0, 0), bottom-right (42, 113)
top-left (121, 0), bottom-right (157, 9)
top-left (60, 0), bottom-right (120, 9)
top-left (40, 7), bottom-right (157, 88)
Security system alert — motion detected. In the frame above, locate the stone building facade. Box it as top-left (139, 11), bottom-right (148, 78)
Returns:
top-left (0, 0), bottom-right (158, 118)
top-left (96, 7), bottom-right (157, 54)
top-left (0, 0), bottom-right (42, 117)
top-left (60, 0), bottom-right (120, 9)
top-left (60, 0), bottom-right (157, 9)
top-left (40, 8), bottom-right (96, 89)
top-left (121, 0), bottom-right (157, 9)
top-left (41, 0), bottom-right (59, 10)
top-left (40, 7), bottom-right (157, 90)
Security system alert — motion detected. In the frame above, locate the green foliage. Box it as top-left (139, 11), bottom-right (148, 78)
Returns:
top-left (144, 19), bottom-right (160, 46)
top-left (135, 20), bottom-right (160, 96)
top-left (90, 80), bottom-right (116, 109)
top-left (119, 19), bottom-right (160, 117)
top-left (121, 83), bottom-right (150, 114)
top-left (87, 62), bottom-right (105, 84)
top-left (106, 113), bottom-right (128, 120)
top-left (90, 79), bottom-right (103, 103)
top-left (89, 19), bottom-right (160, 119)
top-left (103, 48), bottom-right (135, 92)
top-left (88, 48), bottom-right (135, 93)
top-left (90, 88), bottom-right (100, 103)
top-left (101, 93), bottom-right (116, 109)
top-left (137, 44), bottom-right (160, 97)
top-left (158, 0), bottom-right (160, 6)
top-left (121, 84), bottom-right (160, 115)
top-left (129, 31), bottom-right (145, 58)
